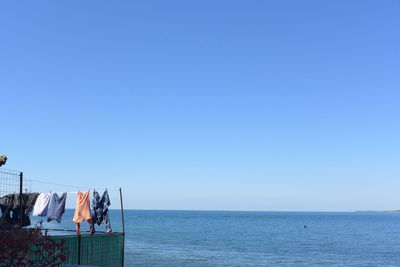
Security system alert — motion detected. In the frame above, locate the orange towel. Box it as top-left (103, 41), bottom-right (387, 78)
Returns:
top-left (72, 191), bottom-right (92, 223)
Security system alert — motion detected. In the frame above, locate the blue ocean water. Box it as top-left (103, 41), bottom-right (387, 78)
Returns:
top-left (32, 210), bottom-right (400, 266)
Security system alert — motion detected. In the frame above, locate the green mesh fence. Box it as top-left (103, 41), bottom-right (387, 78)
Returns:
top-left (31, 233), bottom-right (124, 267)
top-left (53, 235), bottom-right (79, 265)
top-left (80, 233), bottom-right (124, 267)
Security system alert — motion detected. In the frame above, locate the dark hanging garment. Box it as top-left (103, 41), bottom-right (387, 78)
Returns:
top-left (0, 193), bottom-right (39, 229)
top-left (91, 190), bottom-right (112, 233)
top-left (47, 192), bottom-right (67, 223)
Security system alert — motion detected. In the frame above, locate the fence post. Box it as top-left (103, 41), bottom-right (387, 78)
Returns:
top-left (119, 188), bottom-right (125, 267)
top-left (77, 235), bottom-right (81, 265)
top-left (19, 172), bottom-right (23, 228)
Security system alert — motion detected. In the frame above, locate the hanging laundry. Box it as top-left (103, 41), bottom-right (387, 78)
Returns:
top-left (91, 190), bottom-right (112, 233)
top-left (0, 193), bottom-right (39, 229)
top-left (73, 191), bottom-right (93, 235)
top-left (32, 193), bottom-right (51, 216)
top-left (73, 192), bottom-right (91, 223)
top-left (47, 192), bottom-right (67, 223)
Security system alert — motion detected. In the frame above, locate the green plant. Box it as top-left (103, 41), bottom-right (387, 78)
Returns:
top-left (0, 225), bottom-right (67, 267)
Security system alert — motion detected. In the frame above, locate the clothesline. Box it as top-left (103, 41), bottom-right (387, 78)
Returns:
top-left (47, 190), bottom-right (120, 194)
top-left (30, 190), bottom-right (114, 235)
top-left (0, 169), bottom-right (122, 235)
top-left (26, 178), bottom-right (120, 192)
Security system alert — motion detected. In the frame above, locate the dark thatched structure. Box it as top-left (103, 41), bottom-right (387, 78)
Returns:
top-left (0, 155), bottom-right (7, 167)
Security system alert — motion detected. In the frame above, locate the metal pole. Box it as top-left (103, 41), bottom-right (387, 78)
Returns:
top-left (77, 235), bottom-right (81, 265)
top-left (19, 172), bottom-right (23, 228)
top-left (119, 188), bottom-right (125, 233)
top-left (119, 187), bottom-right (125, 267)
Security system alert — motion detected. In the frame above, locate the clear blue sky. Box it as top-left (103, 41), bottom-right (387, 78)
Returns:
top-left (1, 0), bottom-right (399, 211)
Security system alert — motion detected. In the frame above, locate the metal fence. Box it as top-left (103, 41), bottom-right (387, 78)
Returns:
top-left (30, 233), bottom-right (125, 267)
top-left (0, 168), bottom-right (22, 196)
top-left (0, 168), bottom-right (125, 266)
top-left (0, 168), bottom-right (25, 228)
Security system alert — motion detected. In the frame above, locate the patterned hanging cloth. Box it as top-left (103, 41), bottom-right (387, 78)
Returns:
top-left (91, 189), bottom-right (112, 233)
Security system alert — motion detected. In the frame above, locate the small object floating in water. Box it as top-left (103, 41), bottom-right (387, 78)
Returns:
top-left (304, 225), bottom-right (307, 228)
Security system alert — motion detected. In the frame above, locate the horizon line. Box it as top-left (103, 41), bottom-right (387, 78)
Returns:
top-left (63, 208), bottom-right (388, 213)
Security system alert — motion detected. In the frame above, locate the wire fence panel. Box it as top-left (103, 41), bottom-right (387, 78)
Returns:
top-left (33, 234), bottom-right (81, 265)
top-left (80, 233), bottom-right (124, 267)
top-left (33, 233), bottom-right (124, 267)
top-left (0, 169), bottom-right (21, 196)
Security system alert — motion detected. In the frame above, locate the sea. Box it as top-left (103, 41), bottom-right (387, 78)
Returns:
top-left (31, 210), bottom-right (400, 267)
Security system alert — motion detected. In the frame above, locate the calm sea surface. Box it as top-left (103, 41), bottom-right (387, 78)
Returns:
top-left (32, 210), bottom-right (400, 266)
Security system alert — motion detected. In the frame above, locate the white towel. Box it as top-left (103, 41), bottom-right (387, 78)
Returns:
top-left (32, 193), bottom-right (51, 216)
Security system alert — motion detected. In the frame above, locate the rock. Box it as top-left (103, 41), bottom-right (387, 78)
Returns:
top-left (0, 155), bottom-right (7, 167)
